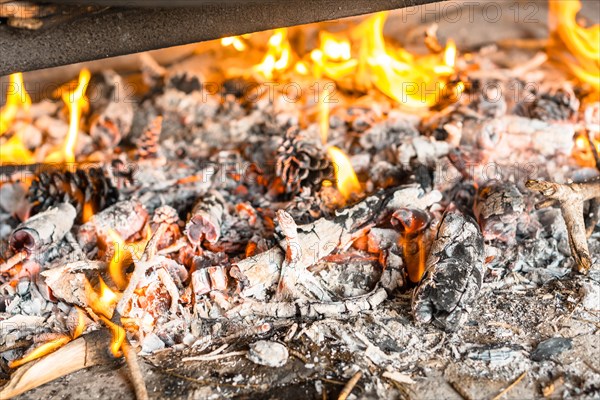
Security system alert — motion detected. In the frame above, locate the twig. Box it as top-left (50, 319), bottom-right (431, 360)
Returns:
top-left (491, 371), bottom-right (527, 400)
top-left (526, 178), bottom-right (600, 274)
top-left (338, 371), bottom-right (362, 400)
top-left (122, 339), bottom-right (149, 400)
top-left (182, 350), bottom-right (248, 362)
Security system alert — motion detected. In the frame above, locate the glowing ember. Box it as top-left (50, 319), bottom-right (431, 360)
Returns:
top-left (327, 146), bottom-right (361, 199)
top-left (46, 68), bottom-right (91, 163)
top-left (0, 72), bottom-right (31, 136)
top-left (549, 0), bottom-right (600, 93)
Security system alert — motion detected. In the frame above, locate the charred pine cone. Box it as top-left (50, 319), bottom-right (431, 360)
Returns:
top-left (276, 128), bottom-right (333, 195)
top-left (137, 116), bottom-right (163, 160)
top-left (28, 167), bottom-right (118, 222)
top-left (517, 88), bottom-right (579, 122)
top-left (412, 207), bottom-right (485, 331)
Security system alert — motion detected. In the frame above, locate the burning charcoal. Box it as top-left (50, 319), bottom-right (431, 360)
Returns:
top-left (186, 190), bottom-right (226, 246)
top-left (10, 203), bottom-right (76, 254)
top-left (516, 87), bottom-right (579, 122)
top-left (137, 116), bottom-right (163, 161)
top-left (359, 118), bottom-right (419, 151)
top-left (247, 340), bottom-right (289, 367)
top-left (412, 207), bottom-right (485, 331)
top-left (474, 181), bottom-right (525, 245)
top-left (77, 199), bottom-right (148, 250)
top-left (88, 71), bottom-right (134, 149)
top-left (28, 167), bottom-right (119, 222)
top-left (275, 127), bottom-right (333, 196)
top-left (191, 268), bottom-right (211, 299)
top-left (391, 208), bottom-right (431, 284)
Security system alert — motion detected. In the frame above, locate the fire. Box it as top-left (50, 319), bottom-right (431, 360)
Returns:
top-left (99, 316), bottom-right (126, 357)
top-left (221, 35), bottom-right (247, 51)
top-left (46, 69), bottom-right (91, 164)
top-left (0, 135), bottom-right (35, 165)
top-left (91, 276), bottom-right (118, 319)
top-left (0, 72), bottom-right (31, 136)
top-left (254, 28), bottom-right (292, 80)
top-left (72, 307), bottom-right (86, 339)
top-left (8, 336), bottom-right (71, 369)
top-left (327, 146), bottom-right (361, 199)
top-left (107, 228), bottom-right (131, 290)
top-left (549, 0), bottom-right (600, 93)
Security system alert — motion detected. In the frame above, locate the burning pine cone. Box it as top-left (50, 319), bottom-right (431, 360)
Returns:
top-left (518, 88), bottom-right (579, 121)
top-left (275, 127), bottom-right (333, 195)
top-left (28, 167), bottom-right (119, 222)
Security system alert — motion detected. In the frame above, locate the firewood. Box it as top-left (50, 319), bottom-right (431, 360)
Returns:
top-left (526, 177), bottom-right (600, 274)
top-left (77, 200), bottom-right (148, 250)
top-left (186, 190), bottom-right (226, 246)
top-left (474, 180), bottom-right (525, 246)
top-left (9, 202), bottom-right (76, 255)
top-left (116, 206), bottom-right (178, 315)
top-left (0, 329), bottom-right (116, 399)
top-left (227, 286), bottom-right (388, 319)
top-left (230, 185), bottom-right (442, 300)
top-left (412, 207), bottom-right (485, 331)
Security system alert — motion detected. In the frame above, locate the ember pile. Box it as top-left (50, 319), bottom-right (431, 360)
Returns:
top-left (0, 1), bottom-right (599, 399)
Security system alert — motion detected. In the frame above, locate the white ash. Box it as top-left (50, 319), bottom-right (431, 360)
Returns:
top-left (247, 340), bottom-right (289, 367)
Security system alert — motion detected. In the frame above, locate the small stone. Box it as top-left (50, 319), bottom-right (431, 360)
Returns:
top-left (140, 332), bottom-right (165, 354)
top-left (17, 280), bottom-right (30, 296)
top-left (531, 337), bottom-right (572, 361)
top-left (247, 340), bottom-right (288, 367)
top-left (579, 281), bottom-right (600, 311)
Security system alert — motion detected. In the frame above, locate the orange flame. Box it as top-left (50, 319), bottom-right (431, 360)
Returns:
top-left (0, 134), bottom-right (35, 165)
top-left (327, 146), bottom-right (361, 199)
top-left (89, 276), bottom-right (118, 320)
top-left (72, 307), bottom-right (86, 339)
top-left (8, 335), bottom-right (71, 369)
top-left (549, 0), bottom-right (599, 93)
top-left (0, 72), bottom-right (31, 136)
top-left (107, 228), bottom-right (131, 291)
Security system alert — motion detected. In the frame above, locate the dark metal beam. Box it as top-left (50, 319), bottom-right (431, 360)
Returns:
top-left (0, 0), bottom-right (441, 76)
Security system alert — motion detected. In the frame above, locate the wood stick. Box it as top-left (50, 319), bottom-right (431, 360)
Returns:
top-left (0, 330), bottom-right (115, 399)
top-left (338, 371), bottom-right (362, 400)
top-left (491, 371), bottom-right (527, 400)
top-left (526, 178), bottom-right (600, 274)
top-left (122, 339), bottom-right (149, 400)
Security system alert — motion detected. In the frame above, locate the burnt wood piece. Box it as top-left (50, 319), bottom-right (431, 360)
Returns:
top-left (9, 202), bottom-right (76, 254)
top-left (0, 0), bottom-right (439, 76)
top-left (412, 207), bottom-right (485, 331)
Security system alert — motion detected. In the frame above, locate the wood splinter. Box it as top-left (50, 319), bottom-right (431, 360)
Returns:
top-left (526, 177), bottom-right (600, 274)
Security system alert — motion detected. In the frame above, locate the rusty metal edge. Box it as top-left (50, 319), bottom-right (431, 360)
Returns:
top-left (0, 0), bottom-right (442, 76)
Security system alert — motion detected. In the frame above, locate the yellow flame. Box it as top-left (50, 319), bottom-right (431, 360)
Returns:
top-left (321, 32), bottom-right (352, 62)
top-left (0, 72), bottom-right (31, 136)
top-left (0, 134), bottom-right (35, 165)
top-left (221, 36), bottom-right (246, 51)
top-left (72, 307), bottom-right (86, 339)
top-left (444, 39), bottom-right (457, 68)
top-left (327, 146), bottom-right (361, 199)
top-left (549, 0), bottom-right (599, 92)
top-left (8, 335), bottom-right (71, 369)
top-left (99, 316), bottom-right (126, 358)
top-left (255, 29), bottom-right (292, 79)
top-left (63, 69), bottom-right (91, 163)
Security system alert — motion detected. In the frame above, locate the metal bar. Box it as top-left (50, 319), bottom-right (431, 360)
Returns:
top-left (0, 0), bottom-right (441, 76)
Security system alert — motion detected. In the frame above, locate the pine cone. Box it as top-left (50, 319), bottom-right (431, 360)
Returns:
top-left (137, 116), bottom-right (163, 160)
top-left (519, 88), bottom-right (579, 121)
top-left (275, 128), bottom-right (333, 195)
top-left (28, 167), bottom-right (119, 222)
